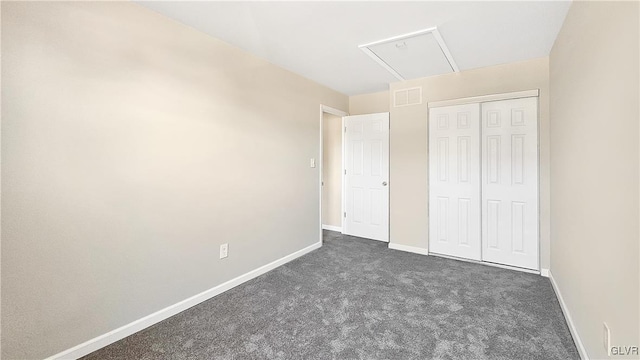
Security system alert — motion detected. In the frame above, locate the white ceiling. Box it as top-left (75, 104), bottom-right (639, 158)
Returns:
top-left (135, 1), bottom-right (572, 96)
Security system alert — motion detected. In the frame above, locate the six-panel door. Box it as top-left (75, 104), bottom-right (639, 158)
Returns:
top-left (481, 97), bottom-right (539, 270)
top-left (343, 113), bottom-right (390, 242)
top-left (428, 103), bottom-right (482, 260)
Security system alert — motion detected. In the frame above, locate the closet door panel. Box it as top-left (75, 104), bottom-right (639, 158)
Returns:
top-left (481, 97), bottom-right (539, 270)
top-left (428, 103), bottom-right (481, 260)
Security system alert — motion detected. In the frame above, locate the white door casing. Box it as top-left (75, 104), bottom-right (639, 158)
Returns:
top-left (343, 113), bottom-right (390, 242)
top-left (481, 97), bottom-right (539, 270)
top-left (428, 103), bottom-right (482, 260)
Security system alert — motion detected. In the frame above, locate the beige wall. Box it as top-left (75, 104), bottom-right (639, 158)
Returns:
top-left (0, 2), bottom-right (3, 356)
top-left (322, 113), bottom-right (342, 228)
top-left (549, 1), bottom-right (639, 359)
top-left (1, 2), bottom-right (347, 359)
top-left (349, 91), bottom-right (389, 115)
top-left (388, 58), bottom-right (551, 269)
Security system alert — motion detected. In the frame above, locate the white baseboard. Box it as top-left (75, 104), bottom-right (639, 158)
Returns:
top-left (388, 242), bottom-right (429, 256)
top-left (322, 224), bottom-right (342, 232)
top-left (45, 241), bottom-right (323, 360)
top-left (541, 268), bottom-right (549, 277)
top-left (548, 270), bottom-right (589, 360)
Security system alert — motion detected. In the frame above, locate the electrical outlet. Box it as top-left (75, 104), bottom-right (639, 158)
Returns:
top-left (219, 243), bottom-right (228, 259)
top-left (603, 322), bottom-right (610, 355)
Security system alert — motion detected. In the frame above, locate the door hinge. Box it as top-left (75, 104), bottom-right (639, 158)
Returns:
top-left (344, 169), bottom-right (347, 175)
top-left (344, 126), bottom-right (347, 133)
top-left (344, 212), bottom-right (347, 218)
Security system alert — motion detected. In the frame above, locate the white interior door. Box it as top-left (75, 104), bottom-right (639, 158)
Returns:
top-left (428, 103), bottom-right (482, 260)
top-left (481, 97), bottom-right (539, 270)
top-left (343, 113), bottom-right (389, 242)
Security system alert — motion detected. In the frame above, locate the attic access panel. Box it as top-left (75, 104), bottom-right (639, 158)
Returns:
top-left (360, 27), bottom-right (459, 81)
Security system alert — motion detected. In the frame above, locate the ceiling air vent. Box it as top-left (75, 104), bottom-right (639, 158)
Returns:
top-left (394, 87), bottom-right (422, 107)
top-left (360, 27), bottom-right (459, 81)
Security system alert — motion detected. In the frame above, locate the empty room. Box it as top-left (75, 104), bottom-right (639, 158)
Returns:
top-left (1, 1), bottom-right (639, 359)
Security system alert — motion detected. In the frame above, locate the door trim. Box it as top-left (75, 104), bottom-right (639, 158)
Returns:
top-left (319, 105), bottom-right (348, 242)
top-left (428, 89), bottom-right (539, 109)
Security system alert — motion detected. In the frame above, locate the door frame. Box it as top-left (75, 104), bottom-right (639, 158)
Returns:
top-left (319, 104), bottom-right (349, 243)
top-left (426, 89), bottom-right (541, 275)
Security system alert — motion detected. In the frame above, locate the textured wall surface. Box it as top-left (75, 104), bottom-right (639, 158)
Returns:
top-left (549, 1), bottom-right (639, 358)
top-left (322, 113), bottom-right (342, 228)
top-left (349, 91), bottom-right (390, 115)
top-left (1, 2), bottom-right (347, 358)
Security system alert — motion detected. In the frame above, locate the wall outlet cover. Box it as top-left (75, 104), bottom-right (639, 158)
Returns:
top-left (220, 243), bottom-right (228, 259)
top-left (603, 322), bottom-right (610, 354)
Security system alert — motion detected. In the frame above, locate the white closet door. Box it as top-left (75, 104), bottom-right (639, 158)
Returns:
top-left (428, 103), bottom-right (481, 260)
top-left (481, 97), bottom-right (539, 270)
top-left (343, 113), bottom-right (389, 242)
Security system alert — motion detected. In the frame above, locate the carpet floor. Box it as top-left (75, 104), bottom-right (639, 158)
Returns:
top-left (83, 230), bottom-right (579, 360)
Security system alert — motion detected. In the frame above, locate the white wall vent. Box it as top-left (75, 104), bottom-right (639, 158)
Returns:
top-left (394, 87), bottom-right (422, 107)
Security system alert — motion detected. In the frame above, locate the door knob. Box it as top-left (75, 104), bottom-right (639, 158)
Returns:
top-left (382, 181), bottom-right (388, 186)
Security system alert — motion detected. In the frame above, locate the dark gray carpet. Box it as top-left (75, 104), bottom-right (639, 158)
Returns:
top-left (83, 231), bottom-right (579, 360)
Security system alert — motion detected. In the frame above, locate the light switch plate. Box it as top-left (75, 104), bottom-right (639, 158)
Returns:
top-left (310, 158), bottom-right (316, 168)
